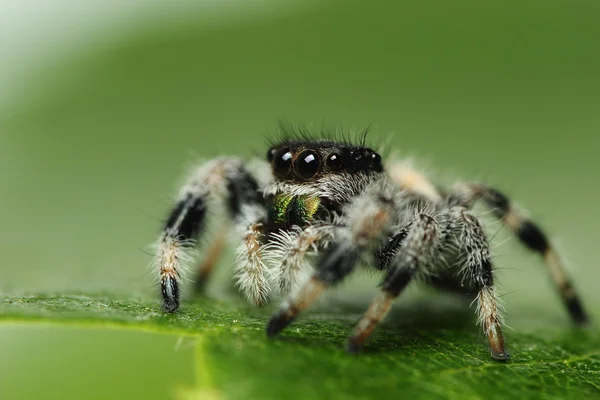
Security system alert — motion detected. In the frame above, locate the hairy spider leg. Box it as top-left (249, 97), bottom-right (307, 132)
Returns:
top-left (386, 161), bottom-right (442, 203)
top-left (193, 223), bottom-right (229, 290)
top-left (453, 207), bottom-right (509, 360)
top-left (455, 184), bottom-right (589, 325)
top-left (347, 212), bottom-right (441, 353)
top-left (154, 158), bottom-right (264, 312)
top-left (348, 213), bottom-right (441, 352)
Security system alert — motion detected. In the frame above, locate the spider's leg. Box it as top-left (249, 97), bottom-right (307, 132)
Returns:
top-left (154, 158), bottom-right (264, 313)
top-left (453, 207), bottom-right (509, 361)
top-left (386, 160), bottom-right (442, 203)
top-left (426, 271), bottom-right (472, 296)
top-left (193, 223), bottom-right (229, 290)
top-left (374, 224), bottom-right (411, 271)
top-left (454, 183), bottom-right (589, 325)
top-left (266, 188), bottom-right (396, 337)
top-left (348, 212), bottom-right (441, 352)
top-left (267, 225), bottom-right (336, 296)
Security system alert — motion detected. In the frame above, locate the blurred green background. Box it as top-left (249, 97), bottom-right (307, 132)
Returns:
top-left (1, 1), bottom-right (599, 399)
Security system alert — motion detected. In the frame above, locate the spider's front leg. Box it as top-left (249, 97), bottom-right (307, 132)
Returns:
top-left (154, 158), bottom-right (265, 313)
top-left (266, 186), bottom-right (397, 337)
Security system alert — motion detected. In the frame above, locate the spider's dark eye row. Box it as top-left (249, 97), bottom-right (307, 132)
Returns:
top-left (269, 145), bottom-right (383, 179)
top-left (297, 150), bottom-right (320, 178)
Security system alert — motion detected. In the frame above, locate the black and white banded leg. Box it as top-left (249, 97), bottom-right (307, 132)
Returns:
top-left (266, 189), bottom-right (397, 337)
top-left (348, 212), bottom-right (442, 353)
top-left (154, 158), bottom-right (264, 313)
top-left (453, 183), bottom-right (589, 325)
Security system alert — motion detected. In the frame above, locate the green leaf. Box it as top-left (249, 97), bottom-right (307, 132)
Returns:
top-left (1, 293), bottom-right (598, 399)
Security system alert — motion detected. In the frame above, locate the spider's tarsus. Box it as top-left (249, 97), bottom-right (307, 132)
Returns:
top-left (193, 275), bottom-right (209, 293)
top-left (161, 275), bottom-right (180, 314)
top-left (491, 350), bottom-right (511, 362)
top-left (162, 299), bottom-right (179, 314)
top-left (266, 310), bottom-right (296, 337)
top-left (346, 338), bottom-right (364, 354)
top-left (567, 297), bottom-right (590, 326)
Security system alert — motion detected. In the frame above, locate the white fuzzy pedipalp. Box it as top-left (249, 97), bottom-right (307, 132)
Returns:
top-left (233, 204), bottom-right (271, 306)
top-left (264, 225), bottom-right (335, 296)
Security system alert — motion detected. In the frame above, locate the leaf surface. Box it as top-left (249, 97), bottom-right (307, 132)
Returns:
top-left (2, 293), bottom-right (598, 399)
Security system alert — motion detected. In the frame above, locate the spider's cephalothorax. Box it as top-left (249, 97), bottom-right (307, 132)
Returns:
top-left (153, 134), bottom-right (589, 361)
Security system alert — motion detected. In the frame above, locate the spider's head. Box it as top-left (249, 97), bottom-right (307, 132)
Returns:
top-left (266, 140), bottom-right (383, 182)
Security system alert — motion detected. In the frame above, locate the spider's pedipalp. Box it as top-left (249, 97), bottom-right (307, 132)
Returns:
top-left (154, 158), bottom-right (265, 313)
top-left (453, 183), bottom-right (589, 325)
top-left (267, 184), bottom-right (396, 337)
top-left (348, 212), bottom-right (441, 353)
top-left (265, 224), bottom-right (335, 296)
top-left (233, 204), bottom-right (271, 306)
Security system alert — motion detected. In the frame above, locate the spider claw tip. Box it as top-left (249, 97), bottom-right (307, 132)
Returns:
top-left (266, 310), bottom-right (296, 338)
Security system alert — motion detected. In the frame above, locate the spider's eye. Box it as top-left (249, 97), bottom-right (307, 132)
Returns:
top-left (326, 153), bottom-right (342, 171)
top-left (296, 149), bottom-right (320, 179)
top-left (267, 147), bottom-right (277, 162)
top-left (273, 148), bottom-right (293, 178)
top-left (371, 152), bottom-right (383, 172)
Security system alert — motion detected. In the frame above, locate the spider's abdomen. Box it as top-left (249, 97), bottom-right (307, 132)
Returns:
top-left (268, 193), bottom-right (322, 231)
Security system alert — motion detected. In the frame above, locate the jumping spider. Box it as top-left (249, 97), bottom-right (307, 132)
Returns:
top-left (153, 131), bottom-right (589, 360)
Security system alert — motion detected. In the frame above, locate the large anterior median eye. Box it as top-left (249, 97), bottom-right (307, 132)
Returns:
top-left (273, 148), bottom-right (293, 178)
top-left (296, 149), bottom-right (320, 179)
